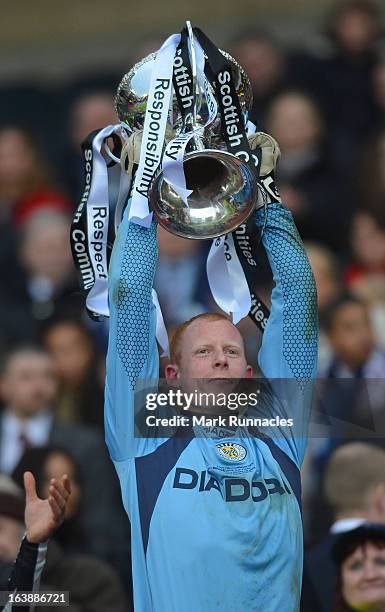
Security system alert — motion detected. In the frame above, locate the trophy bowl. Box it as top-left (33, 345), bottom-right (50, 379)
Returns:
top-left (115, 50), bottom-right (252, 134)
top-left (150, 149), bottom-right (257, 239)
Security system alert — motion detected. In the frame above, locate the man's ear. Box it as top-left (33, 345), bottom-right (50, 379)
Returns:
top-left (245, 365), bottom-right (253, 379)
top-left (372, 482), bottom-right (385, 519)
top-left (165, 363), bottom-right (180, 381)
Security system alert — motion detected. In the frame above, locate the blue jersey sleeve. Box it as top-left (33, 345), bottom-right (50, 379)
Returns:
top-left (104, 204), bottom-right (164, 462)
top-left (254, 203), bottom-right (318, 466)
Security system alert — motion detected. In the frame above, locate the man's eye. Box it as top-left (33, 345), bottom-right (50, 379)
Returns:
top-left (226, 348), bottom-right (239, 356)
top-left (196, 348), bottom-right (209, 355)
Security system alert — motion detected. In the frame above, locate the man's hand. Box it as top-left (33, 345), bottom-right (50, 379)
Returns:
top-left (24, 471), bottom-right (71, 545)
top-left (248, 131), bottom-right (281, 206)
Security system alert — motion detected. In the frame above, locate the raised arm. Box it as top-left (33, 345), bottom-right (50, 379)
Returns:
top-left (249, 133), bottom-right (318, 466)
top-left (104, 205), bottom-right (161, 462)
top-left (4, 473), bottom-right (70, 612)
top-left (256, 202), bottom-right (318, 381)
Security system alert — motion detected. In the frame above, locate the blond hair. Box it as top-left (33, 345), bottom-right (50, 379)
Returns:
top-left (169, 313), bottom-right (234, 364)
top-left (324, 443), bottom-right (385, 515)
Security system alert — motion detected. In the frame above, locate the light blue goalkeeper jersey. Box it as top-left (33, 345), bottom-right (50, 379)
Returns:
top-left (104, 203), bottom-right (318, 612)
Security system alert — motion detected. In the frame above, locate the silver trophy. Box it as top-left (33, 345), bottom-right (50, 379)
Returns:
top-left (115, 24), bottom-right (258, 240)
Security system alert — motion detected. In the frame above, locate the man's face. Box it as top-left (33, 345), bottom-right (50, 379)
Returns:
top-left (166, 319), bottom-right (253, 399)
top-left (20, 217), bottom-right (73, 287)
top-left (0, 352), bottom-right (57, 418)
top-left (0, 516), bottom-right (24, 562)
top-left (44, 323), bottom-right (93, 387)
top-left (335, 9), bottom-right (378, 56)
top-left (233, 40), bottom-right (283, 96)
top-left (329, 303), bottom-right (374, 369)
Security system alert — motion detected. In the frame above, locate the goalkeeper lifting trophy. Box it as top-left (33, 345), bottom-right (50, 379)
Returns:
top-left (70, 22), bottom-right (318, 612)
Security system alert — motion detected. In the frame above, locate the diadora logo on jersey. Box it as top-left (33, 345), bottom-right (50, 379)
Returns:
top-left (216, 442), bottom-right (247, 462)
top-left (173, 468), bottom-right (292, 503)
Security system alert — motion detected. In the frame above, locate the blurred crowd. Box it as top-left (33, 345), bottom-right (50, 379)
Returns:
top-left (0, 0), bottom-right (385, 610)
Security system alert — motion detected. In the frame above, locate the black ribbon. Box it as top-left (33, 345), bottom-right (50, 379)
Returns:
top-left (173, 28), bottom-right (195, 133)
top-left (192, 27), bottom-right (270, 332)
top-left (193, 27), bottom-right (261, 177)
top-left (70, 129), bottom-right (116, 322)
top-left (232, 217), bottom-right (270, 331)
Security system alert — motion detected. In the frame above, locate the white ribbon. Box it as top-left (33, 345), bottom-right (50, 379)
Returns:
top-left (205, 88), bottom-right (256, 325)
top-left (162, 37), bottom-right (218, 204)
top-left (84, 125), bottom-right (169, 355)
top-left (129, 33), bottom-right (181, 227)
top-left (162, 131), bottom-right (194, 203)
top-left (114, 163), bottom-right (131, 234)
top-left (152, 289), bottom-right (170, 357)
top-left (86, 123), bottom-right (123, 317)
top-left (225, 234), bottom-right (252, 323)
top-left (207, 234), bottom-right (251, 324)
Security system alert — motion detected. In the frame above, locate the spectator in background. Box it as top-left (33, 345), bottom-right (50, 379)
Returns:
top-left (316, 0), bottom-right (382, 175)
top-left (154, 225), bottom-right (211, 328)
top-left (0, 126), bottom-right (71, 227)
top-left (70, 92), bottom-right (117, 147)
top-left (372, 57), bottom-right (385, 125)
top-left (0, 475), bottom-right (27, 585)
top-left (229, 29), bottom-right (320, 127)
top-left (322, 295), bottom-right (385, 378)
top-left (0, 471), bottom-right (70, 599)
top-left (18, 211), bottom-right (75, 318)
top-left (306, 296), bottom-right (385, 500)
top-left (230, 30), bottom-right (285, 125)
top-left (327, 0), bottom-right (381, 58)
top-left (266, 91), bottom-right (344, 251)
top-left (0, 128), bottom-right (71, 327)
top-left (64, 91), bottom-right (117, 202)
top-left (345, 210), bottom-right (385, 292)
top-left (302, 443), bottom-right (385, 612)
top-left (305, 242), bottom-right (342, 370)
top-left (0, 474), bottom-right (127, 612)
top-left (42, 318), bottom-right (105, 429)
top-left (0, 346), bottom-right (129, 568)
top-left (0, 209), bottom-right (81, 346)
top-left (346, 207), bottom-right (385, 349)
top-left (347, 211), bottom-right (385, 297)
top-left (356, 128), bottom-right (385, 215)
top-left (306, 242), bottom-right (342, 312)
top-left (12, 446), bottom-right (86, 556)
top-left (331, 523), bottom-right (385, 612)
top-left (350, 130), bottom-right (385, 350)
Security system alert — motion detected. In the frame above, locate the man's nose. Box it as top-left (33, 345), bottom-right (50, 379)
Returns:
top-left (213, 351), bottom-right (229, 368)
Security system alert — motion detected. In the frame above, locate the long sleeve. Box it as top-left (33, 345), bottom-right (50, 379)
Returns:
top-left (254, 203), bottom-right (318, 466)
top-left (256, 203), bottom-right (318, 380)
top-left (104, 204), bottom-right (162, 463)
top-left (4, 537), bottom-right (47, 612)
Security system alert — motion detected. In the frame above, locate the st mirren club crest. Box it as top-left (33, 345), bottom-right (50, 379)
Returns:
top-left (216, 442), bottom-right (247, 462)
